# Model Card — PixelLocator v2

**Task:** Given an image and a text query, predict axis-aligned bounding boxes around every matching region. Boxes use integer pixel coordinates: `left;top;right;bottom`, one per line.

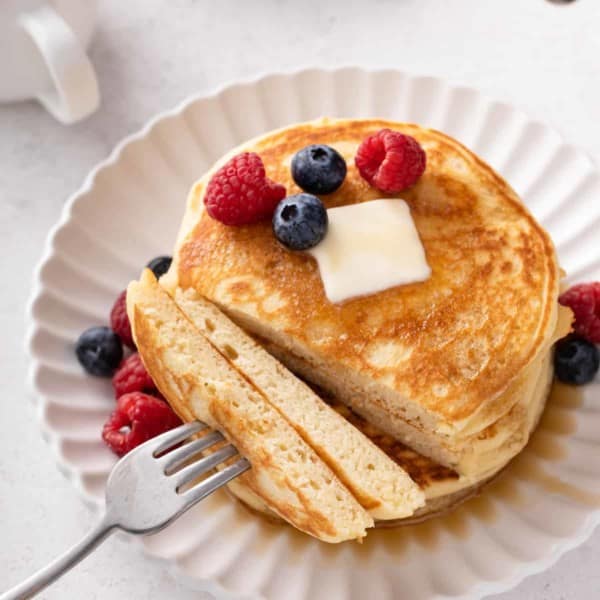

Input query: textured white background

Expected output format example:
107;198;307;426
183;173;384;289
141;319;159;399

2;0;600;598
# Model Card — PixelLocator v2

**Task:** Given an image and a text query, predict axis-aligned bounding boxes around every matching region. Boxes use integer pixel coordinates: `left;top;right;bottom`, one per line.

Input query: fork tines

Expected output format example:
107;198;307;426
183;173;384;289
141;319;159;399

152;421;250;501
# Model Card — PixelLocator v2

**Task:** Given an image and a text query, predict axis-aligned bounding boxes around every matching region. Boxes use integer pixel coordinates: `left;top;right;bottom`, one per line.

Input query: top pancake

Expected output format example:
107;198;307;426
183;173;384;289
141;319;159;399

165;118;560;431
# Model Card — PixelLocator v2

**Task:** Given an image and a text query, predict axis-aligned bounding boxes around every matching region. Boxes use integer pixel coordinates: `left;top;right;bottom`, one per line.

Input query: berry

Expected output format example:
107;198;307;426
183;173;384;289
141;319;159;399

554;334;599;385
75;326;123;377
102;392;182;456
291;144;347;195
147;255;172;279
355;129;426;193
112;353;157;398
205;152;286;226
272;193;328;251
110;290;135;349
559;282;600;344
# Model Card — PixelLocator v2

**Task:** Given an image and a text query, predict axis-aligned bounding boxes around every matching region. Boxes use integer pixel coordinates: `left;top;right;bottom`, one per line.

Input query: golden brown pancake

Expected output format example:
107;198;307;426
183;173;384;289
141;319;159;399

128;270;374;543
172;286;425;520
162;118;565;479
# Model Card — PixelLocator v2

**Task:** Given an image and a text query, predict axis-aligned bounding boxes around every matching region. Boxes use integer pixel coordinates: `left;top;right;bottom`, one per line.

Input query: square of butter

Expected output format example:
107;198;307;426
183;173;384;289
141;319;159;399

307;199;431;303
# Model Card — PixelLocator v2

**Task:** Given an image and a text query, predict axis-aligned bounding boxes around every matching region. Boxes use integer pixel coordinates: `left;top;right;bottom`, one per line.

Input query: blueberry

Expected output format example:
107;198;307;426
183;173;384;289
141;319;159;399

147;255;172;279
272;193;328;251
291;144;347;195
554;334;599;385
75;326;123;377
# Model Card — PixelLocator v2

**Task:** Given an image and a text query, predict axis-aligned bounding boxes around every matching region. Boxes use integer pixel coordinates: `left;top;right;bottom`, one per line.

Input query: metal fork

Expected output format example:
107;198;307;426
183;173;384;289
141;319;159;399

1;421;250;600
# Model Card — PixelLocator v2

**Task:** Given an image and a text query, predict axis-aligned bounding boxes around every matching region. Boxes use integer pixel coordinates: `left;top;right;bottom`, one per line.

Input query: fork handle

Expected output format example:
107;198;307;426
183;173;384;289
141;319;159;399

1;514;115;600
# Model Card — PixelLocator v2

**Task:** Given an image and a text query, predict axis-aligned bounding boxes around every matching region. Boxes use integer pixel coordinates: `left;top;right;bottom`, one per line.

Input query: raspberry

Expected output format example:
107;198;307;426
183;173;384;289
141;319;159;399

102;392;182;456
355;129;426;193
110;290;135;349
559;282;600;344
112;353;157;398
204;152;286;226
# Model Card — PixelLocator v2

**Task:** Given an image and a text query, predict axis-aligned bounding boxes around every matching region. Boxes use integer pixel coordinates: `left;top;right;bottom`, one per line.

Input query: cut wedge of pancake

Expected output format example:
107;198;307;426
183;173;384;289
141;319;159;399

173;287;425;520
127;269;373;542
163;117;564;478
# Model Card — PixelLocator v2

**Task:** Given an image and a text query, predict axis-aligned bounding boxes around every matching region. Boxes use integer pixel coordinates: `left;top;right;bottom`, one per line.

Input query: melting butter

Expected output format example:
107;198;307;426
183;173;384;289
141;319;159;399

308;199;431;303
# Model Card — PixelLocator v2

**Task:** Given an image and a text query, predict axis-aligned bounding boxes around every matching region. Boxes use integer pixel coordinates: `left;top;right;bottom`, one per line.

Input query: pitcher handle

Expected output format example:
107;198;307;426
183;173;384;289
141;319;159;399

18;4;100;123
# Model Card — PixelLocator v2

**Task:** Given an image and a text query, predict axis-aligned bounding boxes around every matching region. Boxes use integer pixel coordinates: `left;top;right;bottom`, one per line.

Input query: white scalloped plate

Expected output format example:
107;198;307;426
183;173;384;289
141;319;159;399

27;68;600;600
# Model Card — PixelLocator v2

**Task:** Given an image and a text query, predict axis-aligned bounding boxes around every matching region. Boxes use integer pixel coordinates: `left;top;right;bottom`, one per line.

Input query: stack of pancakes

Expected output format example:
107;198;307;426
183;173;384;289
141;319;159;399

131;118;571;542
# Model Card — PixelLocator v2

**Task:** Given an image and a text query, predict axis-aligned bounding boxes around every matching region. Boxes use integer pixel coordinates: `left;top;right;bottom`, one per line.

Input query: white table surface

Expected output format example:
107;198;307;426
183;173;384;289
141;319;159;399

1;0;599;598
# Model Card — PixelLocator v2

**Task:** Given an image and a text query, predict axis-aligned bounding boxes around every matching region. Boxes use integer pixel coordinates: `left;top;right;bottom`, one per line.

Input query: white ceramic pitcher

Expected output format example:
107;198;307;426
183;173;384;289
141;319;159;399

0;0;100;123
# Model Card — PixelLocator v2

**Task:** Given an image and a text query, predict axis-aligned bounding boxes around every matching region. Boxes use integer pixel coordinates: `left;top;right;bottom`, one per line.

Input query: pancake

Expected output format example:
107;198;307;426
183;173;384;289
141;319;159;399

173;287;425;520
127;269;373;543
257;302;570;482
162;118;564;478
